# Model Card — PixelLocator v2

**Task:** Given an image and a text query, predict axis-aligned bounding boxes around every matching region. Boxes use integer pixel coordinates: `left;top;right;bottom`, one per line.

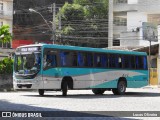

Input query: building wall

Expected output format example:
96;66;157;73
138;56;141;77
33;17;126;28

0;0;13;48
128;0;138;4
113;0;160;47
0;0;13;32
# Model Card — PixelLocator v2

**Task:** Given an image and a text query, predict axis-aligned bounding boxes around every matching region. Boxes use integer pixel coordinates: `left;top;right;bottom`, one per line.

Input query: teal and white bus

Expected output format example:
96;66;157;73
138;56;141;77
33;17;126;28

13;44;148;96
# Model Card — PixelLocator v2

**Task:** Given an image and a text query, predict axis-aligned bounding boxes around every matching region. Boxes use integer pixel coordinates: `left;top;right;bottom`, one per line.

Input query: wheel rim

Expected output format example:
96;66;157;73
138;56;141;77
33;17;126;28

119;82;126;93
120;84;125;92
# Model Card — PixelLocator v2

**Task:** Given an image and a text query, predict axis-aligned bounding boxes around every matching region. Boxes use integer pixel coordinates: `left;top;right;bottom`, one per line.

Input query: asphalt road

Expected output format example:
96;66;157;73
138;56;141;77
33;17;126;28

0;87;160;119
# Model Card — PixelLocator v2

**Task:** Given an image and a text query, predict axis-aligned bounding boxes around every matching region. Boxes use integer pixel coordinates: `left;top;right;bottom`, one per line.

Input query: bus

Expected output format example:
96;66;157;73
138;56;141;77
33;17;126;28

13;44;148;96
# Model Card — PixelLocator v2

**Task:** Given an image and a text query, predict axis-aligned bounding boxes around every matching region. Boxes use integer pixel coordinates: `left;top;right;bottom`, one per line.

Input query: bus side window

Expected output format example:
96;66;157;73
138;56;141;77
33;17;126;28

136;56;144;69
94;54;100;67
118;56;122;68
72;52;77;67
101;54;108;68
87;53;93;67
60;52;65;66
44;51;57;68
130;56;135;69
78;52;88;67
60;51;71;67
78;52;84;67
109;54;116;68
143;56;147;69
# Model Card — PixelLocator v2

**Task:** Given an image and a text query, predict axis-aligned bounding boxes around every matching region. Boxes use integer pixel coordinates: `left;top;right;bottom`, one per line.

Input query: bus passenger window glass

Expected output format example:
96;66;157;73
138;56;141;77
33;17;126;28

44;51;57;68
118;56;122;68
109;54;116;68
123;56;130;69
94;54;101;67
77;52;87;67
101;54;108;68
143;56;147;69
72;52;77;67
60;51;71;67
135;56;144;69
87;53;93;67
130;56;135;69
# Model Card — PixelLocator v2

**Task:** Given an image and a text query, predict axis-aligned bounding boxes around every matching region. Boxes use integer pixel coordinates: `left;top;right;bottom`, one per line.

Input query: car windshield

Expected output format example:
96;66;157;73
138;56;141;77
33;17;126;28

14;52;41;74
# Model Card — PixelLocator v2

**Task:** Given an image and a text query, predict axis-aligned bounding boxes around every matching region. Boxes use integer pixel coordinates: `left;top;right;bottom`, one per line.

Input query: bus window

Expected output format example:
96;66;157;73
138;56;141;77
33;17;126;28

94;54;101;67
118;56;122;68
123;55;130;69
130;56;135;69
77;52;87;67
143;56;147;69
72;52;77;67
101;54;108;68
87;53;93;67
135;56;144;69
109;54;117;68
44;50;57;69
60;51;71;67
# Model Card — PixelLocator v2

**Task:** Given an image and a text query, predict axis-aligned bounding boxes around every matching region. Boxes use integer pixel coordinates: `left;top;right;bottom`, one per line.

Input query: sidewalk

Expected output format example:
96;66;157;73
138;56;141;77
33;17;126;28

143;85;160;89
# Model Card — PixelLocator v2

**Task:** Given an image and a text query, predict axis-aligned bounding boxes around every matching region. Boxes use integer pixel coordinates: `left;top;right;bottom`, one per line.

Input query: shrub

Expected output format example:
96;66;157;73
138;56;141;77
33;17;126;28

0;57;13;74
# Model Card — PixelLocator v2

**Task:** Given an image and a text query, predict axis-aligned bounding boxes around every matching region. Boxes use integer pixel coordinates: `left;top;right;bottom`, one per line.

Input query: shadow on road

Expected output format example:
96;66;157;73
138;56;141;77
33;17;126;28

0;100;137;120
22;91;160;99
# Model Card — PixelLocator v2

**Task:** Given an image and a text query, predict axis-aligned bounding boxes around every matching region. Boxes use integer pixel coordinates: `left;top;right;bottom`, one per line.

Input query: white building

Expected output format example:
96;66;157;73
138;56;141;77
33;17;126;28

0;0;13;48
109;0;160;48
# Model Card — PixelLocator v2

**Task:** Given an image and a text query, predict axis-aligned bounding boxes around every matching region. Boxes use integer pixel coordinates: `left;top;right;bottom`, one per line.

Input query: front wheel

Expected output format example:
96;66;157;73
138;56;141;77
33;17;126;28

38;89;44;96
62;81;68;96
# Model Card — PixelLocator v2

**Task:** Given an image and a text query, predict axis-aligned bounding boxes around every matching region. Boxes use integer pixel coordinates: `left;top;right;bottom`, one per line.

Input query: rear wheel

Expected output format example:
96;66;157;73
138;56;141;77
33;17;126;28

92;88;105;95
38;89;44;96
112;80;126;95
62;81;68;96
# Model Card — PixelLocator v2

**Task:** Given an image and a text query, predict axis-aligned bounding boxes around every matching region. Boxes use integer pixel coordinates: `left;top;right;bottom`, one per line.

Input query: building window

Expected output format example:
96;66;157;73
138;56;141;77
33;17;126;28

0;22;3;27
0;3;3;10
114;0;128;4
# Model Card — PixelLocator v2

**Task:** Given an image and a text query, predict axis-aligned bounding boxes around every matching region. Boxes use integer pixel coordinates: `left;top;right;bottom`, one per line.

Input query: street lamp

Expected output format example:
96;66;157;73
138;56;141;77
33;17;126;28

29;8;55;44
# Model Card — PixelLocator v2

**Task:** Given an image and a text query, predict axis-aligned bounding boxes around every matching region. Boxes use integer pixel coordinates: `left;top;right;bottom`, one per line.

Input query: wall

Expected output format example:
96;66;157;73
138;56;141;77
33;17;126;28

128;0;138;4
0;74;13;91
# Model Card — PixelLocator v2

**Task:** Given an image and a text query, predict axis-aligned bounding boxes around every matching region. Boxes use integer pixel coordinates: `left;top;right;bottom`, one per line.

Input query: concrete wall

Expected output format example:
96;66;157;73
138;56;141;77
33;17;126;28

0;74;13;91
128;0;138;4
0;0;13;33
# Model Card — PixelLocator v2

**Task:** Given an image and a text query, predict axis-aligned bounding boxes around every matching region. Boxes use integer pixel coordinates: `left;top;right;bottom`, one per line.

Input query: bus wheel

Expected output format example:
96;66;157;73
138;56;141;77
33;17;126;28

92;88;105;95
112;80;126;95
62;81;68;96
38;89;44;96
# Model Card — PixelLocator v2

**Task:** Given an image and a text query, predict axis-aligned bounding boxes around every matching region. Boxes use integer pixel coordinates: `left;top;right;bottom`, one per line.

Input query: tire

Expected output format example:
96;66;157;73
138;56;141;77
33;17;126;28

62;81;68;96
92;88;105;95
38;89;44;96
112;88;118;95
112;80;126;95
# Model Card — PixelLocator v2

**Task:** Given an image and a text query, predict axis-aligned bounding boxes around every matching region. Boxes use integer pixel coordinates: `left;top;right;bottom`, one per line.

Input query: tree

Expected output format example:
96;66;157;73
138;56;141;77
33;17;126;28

0;25;12;43
57;0;109;47
74;0;108;19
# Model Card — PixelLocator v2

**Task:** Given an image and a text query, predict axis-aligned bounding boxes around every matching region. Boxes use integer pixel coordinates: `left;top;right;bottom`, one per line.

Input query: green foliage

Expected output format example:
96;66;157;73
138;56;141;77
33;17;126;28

0;25;12;43
57;0;109;47
0;58;13;74
74;0;108;19
60;2;85;21
62;26;75;35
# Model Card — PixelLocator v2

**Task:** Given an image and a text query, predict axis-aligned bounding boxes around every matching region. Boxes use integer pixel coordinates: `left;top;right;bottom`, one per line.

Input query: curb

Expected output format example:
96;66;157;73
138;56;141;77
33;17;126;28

0;88;14;92
143;85;159;89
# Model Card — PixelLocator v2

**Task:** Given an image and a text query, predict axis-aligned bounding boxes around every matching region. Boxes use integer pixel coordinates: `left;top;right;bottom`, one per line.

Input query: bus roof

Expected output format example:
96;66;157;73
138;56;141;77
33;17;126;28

17;44;147;56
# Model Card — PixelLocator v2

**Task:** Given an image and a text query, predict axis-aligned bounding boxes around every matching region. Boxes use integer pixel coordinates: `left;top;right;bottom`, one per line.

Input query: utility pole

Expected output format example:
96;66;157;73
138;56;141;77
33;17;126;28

52;3;56;44
58;8;62;44
108;0;113;47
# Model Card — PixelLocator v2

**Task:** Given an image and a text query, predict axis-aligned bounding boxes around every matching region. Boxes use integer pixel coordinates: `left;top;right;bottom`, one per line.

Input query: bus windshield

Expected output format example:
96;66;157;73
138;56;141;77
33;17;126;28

14;52;41;75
